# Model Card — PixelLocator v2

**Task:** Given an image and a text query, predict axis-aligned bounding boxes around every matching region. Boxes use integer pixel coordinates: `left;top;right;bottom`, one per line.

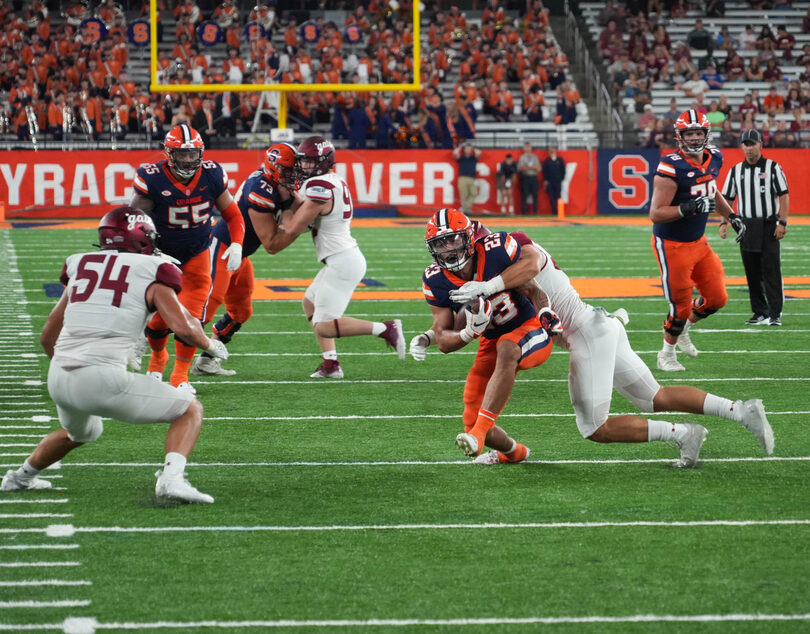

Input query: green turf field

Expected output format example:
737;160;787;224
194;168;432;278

1;220;809;633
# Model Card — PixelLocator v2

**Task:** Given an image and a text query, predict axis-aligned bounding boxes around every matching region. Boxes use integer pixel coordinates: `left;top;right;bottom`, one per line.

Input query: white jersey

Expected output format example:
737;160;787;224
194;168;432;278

532;242;589;335
301;171;358;262
53;251;182;369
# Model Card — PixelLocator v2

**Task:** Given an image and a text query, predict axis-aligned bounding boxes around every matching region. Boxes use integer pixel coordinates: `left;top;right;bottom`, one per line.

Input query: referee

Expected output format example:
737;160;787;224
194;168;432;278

720;129;789;326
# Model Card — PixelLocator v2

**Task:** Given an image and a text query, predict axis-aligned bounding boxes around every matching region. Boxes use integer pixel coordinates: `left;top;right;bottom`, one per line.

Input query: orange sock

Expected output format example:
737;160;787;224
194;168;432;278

497;443;528;463
470;408;498;450
170;342;195;387
148;348;170;374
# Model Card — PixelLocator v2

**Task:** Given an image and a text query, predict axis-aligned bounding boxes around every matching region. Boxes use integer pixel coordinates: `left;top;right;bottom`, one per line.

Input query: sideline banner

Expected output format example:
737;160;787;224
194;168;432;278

598;148;809;215
0;149;594;218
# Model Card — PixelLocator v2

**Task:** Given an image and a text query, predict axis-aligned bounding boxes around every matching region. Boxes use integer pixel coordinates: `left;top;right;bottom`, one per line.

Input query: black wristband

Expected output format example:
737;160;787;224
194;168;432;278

778;219;787;227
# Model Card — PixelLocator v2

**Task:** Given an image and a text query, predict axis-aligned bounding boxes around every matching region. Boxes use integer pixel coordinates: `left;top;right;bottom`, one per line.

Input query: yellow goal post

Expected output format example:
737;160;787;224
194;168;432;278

148;0;421;128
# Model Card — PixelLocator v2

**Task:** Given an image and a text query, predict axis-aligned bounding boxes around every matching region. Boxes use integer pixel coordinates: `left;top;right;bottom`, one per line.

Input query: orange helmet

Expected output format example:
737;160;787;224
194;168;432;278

425;208;475;272
164;123;204;179
263;142;297;190
674;109;711;154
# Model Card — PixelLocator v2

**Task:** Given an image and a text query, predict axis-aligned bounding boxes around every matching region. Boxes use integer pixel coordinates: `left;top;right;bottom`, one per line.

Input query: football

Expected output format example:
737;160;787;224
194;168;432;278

454;300;478;330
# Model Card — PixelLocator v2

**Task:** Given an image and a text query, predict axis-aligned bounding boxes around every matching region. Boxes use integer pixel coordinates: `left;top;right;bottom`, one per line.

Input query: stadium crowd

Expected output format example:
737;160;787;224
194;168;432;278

591;0;810;147
1;0;581;149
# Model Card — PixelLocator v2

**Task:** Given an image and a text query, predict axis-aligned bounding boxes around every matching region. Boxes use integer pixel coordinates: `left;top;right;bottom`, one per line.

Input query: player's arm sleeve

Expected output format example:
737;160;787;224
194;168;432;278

217;193;246;246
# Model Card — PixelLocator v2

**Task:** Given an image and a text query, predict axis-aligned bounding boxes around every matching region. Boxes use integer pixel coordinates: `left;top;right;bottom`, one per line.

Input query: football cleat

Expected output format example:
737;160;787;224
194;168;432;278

673;423;708;468
155;470;213;504
737;399;775;454
769;317;781;327
381;319;406;360
310;359;343;379
472;445;531;464
191;355;236;376
2;469;53;491
677;332;698;358
455;432;481;457
745;314;770;326
657;350;685;372
147;371;163;382
175;382;197;395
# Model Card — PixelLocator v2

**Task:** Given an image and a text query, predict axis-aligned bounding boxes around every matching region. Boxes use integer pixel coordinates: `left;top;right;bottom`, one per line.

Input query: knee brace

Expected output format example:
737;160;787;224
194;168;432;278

145;326;171;340
692;296;720;319
664;316;687;337
213;313;242;344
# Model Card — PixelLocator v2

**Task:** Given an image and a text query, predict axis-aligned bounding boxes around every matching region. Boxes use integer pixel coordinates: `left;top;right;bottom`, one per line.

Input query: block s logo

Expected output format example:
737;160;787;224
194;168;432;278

608;155;650;209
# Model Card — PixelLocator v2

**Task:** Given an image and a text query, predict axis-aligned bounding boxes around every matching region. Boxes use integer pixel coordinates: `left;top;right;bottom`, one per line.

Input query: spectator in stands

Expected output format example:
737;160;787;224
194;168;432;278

639;103;657;129
706;101;726;130
740;24;757;51
452;94;478;141
718;119;739;148
701;63;724;90
763;59;784;83
191;97;217;148
633;77;652;113
677;71;710;99
763;85;786;114
717;26;738;51
706;0;725;17
796;44;810;66
518;142;541;215
804;8;810;34
724;55;745;82
772;119;797;147
645;118;667;149
757;26;776;50
453;142;481;215
497;153;518;215
776;25;796;59
745;57;764;82
597;0;617;27
663;98;680;125
525;84;546;122
717;95;732;121
687;20;714;53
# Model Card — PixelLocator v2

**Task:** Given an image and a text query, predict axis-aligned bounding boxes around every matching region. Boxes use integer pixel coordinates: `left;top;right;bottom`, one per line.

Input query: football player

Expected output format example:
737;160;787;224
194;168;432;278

192;142;299;376
1;207;228;503
421;208;560;464
422;223;775;468
130;124;245;393
265;135;406;378
649;109;745;371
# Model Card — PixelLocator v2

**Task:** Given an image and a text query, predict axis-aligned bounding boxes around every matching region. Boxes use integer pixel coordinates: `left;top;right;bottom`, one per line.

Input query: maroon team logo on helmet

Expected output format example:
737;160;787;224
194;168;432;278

425;208;475;272
674;109;711;155
164;124;204;180
263;142;298;190
98;206;159;255
296;135;335;180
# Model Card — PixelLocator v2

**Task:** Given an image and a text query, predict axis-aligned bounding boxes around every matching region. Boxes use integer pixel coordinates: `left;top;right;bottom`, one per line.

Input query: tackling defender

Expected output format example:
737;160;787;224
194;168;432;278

1;208;228;503
650;109;745;372
418;222;775;467
421;208;559;464
130;124;245;392
266;135;406;378
192;142;299;376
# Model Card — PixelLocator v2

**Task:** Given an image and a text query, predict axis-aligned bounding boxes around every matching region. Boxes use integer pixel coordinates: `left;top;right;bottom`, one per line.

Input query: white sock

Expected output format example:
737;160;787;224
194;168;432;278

703;393;741;421
323;349;338;361
662;340;677;354
371;322;385;336
683;319;694;332
162;452;187;479
647;419;679;442
20;458;41;478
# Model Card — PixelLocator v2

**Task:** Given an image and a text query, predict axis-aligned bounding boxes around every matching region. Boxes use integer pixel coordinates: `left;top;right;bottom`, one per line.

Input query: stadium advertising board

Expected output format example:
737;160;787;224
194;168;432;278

0;149;805;218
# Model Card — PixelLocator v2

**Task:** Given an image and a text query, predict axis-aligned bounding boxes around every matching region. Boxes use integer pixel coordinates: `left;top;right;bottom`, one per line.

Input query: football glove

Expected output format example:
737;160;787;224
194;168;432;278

205;338;229;361
679;196;715;217
538;307;563;336
221;242;243;272
409;334;428;361
449;276;505;304
460;297;493;343
728;212;746;243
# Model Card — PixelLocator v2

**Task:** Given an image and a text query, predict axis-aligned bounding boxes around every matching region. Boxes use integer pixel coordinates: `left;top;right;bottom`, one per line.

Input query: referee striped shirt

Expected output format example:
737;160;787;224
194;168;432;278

721;157;789;218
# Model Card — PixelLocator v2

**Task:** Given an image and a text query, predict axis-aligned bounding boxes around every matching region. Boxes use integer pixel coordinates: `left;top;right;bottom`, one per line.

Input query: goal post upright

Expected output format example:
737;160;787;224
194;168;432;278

149;0;421;129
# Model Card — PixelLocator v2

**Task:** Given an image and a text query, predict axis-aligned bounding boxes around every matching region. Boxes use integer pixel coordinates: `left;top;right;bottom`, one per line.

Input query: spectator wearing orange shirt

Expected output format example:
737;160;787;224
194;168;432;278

223;47;246;84
109;93;129;140
47;91;66;140
763;86;785;114
489;81;514;122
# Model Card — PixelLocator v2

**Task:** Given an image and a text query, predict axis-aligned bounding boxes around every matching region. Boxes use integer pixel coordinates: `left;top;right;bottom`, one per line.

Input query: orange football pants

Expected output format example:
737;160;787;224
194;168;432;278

651;234;727;321
203;246;254;326
462;315;553;430
148;249;211;331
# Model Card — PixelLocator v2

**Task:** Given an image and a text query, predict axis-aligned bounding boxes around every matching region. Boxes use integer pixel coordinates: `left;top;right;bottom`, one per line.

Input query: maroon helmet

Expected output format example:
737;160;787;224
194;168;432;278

98;206;158;255
296;135;335;179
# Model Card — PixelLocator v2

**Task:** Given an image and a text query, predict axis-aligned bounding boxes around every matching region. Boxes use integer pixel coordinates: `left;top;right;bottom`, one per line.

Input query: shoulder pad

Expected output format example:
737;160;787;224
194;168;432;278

666;153;681;162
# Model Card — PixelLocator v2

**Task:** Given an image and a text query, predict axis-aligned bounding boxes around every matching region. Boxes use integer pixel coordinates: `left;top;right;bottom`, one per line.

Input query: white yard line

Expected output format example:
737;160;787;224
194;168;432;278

0;600;90;608
0;562;81;567
0;579;89;586
0;544;79;550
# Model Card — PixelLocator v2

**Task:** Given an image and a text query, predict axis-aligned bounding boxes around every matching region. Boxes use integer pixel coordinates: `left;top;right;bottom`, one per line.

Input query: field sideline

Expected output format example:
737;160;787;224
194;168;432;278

1;218;809;633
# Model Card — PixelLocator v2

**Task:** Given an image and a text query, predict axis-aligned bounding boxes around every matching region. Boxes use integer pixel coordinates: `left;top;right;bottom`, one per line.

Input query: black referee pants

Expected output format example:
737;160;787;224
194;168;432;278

741;240;783;320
